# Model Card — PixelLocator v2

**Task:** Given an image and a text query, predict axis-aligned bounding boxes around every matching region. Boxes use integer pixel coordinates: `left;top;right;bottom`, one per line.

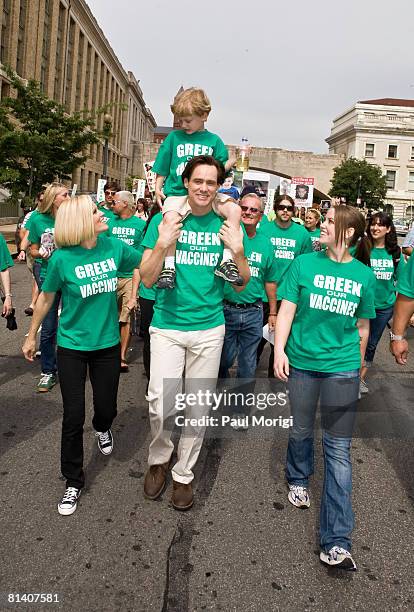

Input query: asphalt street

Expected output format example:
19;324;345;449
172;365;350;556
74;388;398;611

1;262;414;612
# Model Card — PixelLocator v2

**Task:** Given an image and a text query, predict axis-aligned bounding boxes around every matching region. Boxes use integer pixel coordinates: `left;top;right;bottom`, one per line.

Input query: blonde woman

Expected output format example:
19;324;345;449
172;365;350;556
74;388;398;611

23;196;141;516
304;208;322;251
28;182;69;391
274;205;376;571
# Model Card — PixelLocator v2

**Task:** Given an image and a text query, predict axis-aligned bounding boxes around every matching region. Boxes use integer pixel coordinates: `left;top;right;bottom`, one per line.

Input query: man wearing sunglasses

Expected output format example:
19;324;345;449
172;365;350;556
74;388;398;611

219;193;279;428
258;194;312;376
98;181;120;224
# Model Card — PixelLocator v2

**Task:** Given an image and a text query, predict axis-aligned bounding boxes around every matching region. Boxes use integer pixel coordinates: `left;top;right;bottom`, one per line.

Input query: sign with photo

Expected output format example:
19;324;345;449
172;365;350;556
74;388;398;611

279;178;291;196
143;161;156;193
290;177;314;208
132;178;146;199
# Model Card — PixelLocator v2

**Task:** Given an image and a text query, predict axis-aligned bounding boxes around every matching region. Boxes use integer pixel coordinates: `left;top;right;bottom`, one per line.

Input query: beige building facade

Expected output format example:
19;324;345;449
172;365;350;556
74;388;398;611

326;98;414;218
0;0;156;194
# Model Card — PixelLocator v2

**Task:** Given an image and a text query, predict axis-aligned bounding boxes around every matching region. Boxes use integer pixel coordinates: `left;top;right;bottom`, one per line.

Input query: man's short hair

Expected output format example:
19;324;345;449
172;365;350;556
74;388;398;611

116;191;135;211
240;192;264;212
104;181;120;192
171;87;211;117
181;155;225;185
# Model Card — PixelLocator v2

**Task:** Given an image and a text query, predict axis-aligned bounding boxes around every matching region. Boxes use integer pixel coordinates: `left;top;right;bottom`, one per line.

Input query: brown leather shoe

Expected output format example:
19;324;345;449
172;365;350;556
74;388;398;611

143;463;169;500
171;481;193;510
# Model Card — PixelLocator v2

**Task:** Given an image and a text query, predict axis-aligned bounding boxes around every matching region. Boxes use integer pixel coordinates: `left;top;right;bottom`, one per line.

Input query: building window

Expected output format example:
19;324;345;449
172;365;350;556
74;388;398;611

75;31;84;111
387;114;397;121
365;143;375;158
16;0;27;75
1;0;11;64
410;146;414;161
386;170;396;190
84;43;92;108
408;172;414;191
387;144;398;159
40;0;52;92
54;3;66;101
64;18;76;110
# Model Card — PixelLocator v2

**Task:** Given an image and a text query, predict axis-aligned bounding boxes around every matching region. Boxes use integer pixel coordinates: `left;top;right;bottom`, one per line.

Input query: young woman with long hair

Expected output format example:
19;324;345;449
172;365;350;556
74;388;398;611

274;205;376;571
359;212;404;393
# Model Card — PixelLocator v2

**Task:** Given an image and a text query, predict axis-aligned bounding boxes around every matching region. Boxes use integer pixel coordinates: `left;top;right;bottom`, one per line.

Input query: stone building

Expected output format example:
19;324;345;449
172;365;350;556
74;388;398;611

0;0;156;195
326;98;414;217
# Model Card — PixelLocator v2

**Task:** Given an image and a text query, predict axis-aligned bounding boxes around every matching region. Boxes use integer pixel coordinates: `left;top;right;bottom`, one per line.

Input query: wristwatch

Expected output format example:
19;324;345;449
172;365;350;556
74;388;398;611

389;331;406;341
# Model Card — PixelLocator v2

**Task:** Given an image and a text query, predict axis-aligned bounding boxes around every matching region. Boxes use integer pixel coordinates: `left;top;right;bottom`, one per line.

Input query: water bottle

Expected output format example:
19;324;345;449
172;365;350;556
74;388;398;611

236;137;250;172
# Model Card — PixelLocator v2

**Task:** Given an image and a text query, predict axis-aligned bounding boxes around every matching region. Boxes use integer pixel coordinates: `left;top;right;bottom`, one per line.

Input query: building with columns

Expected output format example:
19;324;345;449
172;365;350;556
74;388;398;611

0;0;156;194
326;98;414;218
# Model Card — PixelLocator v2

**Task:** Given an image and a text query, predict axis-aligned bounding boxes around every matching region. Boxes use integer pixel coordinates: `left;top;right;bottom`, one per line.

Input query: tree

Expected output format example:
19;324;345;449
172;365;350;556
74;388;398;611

329;157;387;209
0;67;107;203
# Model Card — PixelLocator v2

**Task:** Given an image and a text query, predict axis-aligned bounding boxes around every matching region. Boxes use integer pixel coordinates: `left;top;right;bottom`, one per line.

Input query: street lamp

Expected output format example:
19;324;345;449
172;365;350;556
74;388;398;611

102;114;112;180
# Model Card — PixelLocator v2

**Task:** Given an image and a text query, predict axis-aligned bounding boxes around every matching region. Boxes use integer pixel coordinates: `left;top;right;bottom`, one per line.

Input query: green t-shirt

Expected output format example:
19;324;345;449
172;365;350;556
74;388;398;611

224;232;278;304
259;220;313;283
307;228;323;251
397;252;414;298
152;130;229;197
24;210;42;263
99;205;116;224
41;234;140;351
107;214;146;278
278;251;376;372
0;233;13;271
28;212;55;279
141;211;231;330
369;247;405;309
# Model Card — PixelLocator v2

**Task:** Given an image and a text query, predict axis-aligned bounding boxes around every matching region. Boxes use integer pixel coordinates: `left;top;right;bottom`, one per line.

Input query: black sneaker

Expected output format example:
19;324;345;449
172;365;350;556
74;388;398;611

58;487;81;516
214;260;243;285
95;429;113;455
156;268;176;289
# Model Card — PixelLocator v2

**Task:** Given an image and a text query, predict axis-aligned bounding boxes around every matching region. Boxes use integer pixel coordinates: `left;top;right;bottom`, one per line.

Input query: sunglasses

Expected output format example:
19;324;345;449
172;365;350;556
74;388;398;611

105;190;116;196
370;222;386;227
276;205;294;212
240;205;261;214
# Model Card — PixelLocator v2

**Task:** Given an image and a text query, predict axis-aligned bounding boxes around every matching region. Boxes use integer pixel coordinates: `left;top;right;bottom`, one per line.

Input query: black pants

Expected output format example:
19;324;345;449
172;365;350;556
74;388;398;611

57;344;121;489
139;297;155;381
256;301;281;378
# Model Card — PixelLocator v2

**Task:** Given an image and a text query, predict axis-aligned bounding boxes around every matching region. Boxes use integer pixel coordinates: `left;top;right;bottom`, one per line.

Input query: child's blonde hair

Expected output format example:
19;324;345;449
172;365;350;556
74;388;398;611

170;87;211;117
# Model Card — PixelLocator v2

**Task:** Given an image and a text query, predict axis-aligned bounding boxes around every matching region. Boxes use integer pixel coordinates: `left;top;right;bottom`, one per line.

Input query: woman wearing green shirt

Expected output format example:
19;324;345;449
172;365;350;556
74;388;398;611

28;182;69;392
274;205;376;571
23;196;140;516
360;213;404;394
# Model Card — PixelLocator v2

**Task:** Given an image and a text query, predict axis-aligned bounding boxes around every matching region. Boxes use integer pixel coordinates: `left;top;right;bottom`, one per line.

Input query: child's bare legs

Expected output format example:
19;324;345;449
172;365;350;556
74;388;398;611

156;211;181;289
214;200;243;285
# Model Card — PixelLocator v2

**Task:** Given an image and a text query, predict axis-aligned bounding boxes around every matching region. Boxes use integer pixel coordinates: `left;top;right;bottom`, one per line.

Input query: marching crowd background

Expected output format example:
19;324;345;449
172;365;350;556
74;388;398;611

1;87;414;574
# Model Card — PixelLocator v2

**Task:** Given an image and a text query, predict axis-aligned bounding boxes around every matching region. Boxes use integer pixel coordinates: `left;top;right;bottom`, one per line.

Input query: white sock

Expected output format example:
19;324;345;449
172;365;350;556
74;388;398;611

165;256;175;270
222;248;232;263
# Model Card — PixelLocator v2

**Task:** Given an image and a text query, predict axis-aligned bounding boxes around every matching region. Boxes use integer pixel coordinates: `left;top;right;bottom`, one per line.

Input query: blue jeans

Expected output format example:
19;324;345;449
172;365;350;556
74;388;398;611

34;264;60;375
219;302;263;414
286;366;359;552
365;305;394;365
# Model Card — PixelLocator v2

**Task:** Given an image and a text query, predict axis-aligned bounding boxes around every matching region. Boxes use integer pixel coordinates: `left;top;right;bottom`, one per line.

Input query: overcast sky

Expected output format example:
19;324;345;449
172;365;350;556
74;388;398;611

87;0;414;154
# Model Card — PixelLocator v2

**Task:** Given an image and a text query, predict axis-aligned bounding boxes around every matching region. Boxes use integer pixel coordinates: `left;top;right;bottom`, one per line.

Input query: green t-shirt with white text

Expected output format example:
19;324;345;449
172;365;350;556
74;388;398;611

224;232;278;304
369;247;405;309
141;211;232;330
152;130;229;197
259;220;313;283
28;212;55;279
42;235;140;351
107;214;146;278
278;251;376;372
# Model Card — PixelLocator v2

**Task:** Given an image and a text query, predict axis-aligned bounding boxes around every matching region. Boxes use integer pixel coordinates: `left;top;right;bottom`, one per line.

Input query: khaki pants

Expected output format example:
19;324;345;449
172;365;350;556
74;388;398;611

147;324;225;484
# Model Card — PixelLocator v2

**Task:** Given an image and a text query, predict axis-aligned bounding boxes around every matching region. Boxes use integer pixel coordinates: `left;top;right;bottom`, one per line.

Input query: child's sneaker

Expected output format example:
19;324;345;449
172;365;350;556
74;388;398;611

320;546;357;571
156;268;176;289
214;260;243;285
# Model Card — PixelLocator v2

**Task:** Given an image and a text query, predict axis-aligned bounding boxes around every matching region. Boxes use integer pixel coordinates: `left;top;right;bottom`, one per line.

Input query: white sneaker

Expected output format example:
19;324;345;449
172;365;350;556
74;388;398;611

320;546;357;571
58;487;81;516
95;429;113;455
359;379;369;394
288;484;310;508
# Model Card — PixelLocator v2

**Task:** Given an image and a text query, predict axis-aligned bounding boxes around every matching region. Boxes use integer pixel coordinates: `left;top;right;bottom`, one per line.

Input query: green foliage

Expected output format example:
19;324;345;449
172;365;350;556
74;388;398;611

0;67;106;201
329;157;387;208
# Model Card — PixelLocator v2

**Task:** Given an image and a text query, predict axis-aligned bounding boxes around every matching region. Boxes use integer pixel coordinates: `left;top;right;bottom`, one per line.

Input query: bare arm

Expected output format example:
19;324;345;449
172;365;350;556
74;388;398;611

402;247;413;257
273;300;297;381
0;269;12;316
22;292;56;361
264;281;277;330
218;221;250;291
140;219;182;288
126;267;140;311
390;293;414;365
356;318;370;367
155;175;166;207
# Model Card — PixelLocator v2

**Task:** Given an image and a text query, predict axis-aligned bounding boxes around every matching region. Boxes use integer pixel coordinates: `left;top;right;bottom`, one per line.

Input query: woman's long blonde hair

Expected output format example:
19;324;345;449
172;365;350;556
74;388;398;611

37;182;67;214
54;195;95;247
